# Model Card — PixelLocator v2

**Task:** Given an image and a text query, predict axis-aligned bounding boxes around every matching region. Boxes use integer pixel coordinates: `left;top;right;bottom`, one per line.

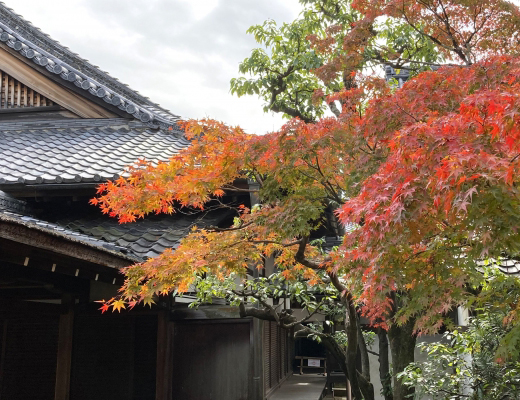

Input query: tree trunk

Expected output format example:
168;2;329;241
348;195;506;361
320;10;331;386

358;324;371;381
344;295;374;400
378;328;393;400
387;318;416;400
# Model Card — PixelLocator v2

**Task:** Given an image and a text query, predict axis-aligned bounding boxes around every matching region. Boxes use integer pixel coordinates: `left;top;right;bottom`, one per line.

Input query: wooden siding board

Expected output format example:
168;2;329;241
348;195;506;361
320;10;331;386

263;321;270;391
263;321;291;396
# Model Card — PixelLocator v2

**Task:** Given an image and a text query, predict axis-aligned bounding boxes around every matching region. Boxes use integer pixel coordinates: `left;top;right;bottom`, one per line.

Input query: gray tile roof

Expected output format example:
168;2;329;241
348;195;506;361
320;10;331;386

57;210;233;260
0;2;180;129
479;258;520;276
0;190;30;213
0;118;190;186
2;207;233;261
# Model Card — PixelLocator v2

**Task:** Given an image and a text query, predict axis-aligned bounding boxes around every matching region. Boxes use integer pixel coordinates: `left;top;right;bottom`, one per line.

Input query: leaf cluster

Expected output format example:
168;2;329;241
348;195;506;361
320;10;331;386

399;306;520;399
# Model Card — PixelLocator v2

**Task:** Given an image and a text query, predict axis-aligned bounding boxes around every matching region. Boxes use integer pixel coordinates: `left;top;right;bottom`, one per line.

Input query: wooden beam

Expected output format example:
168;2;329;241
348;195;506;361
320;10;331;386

54;294;74;400
251;318;264;400
16;79;21;107
0;47;116;118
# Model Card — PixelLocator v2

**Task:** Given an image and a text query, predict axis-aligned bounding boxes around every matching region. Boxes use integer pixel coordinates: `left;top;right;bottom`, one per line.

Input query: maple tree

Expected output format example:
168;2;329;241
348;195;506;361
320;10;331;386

94;1;520;399
399;273;520;399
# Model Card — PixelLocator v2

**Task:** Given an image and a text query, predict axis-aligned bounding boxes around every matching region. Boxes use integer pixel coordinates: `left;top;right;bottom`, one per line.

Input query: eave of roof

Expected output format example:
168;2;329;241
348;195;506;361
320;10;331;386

0;212;138;266
0;2;181;129
0;204;235;261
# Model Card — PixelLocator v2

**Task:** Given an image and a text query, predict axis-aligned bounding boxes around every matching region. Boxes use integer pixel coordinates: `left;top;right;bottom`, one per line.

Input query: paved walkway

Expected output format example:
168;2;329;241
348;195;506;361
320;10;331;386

269;374;327;400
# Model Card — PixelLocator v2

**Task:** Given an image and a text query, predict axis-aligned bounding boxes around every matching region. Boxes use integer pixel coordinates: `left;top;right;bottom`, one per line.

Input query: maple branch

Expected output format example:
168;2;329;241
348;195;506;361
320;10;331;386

381;56;457;69
436;0;470;64
297;157;345;203
464;6;487;47
293;237;347;296
207;221;253;232
236;290;328;329
283;303;327;328
394;101;420;123
313;156;345;203
294;236;325;270
328;100;342;118
400;4;462;60
253;172;265;187
221;184;260;193
249;239;302;247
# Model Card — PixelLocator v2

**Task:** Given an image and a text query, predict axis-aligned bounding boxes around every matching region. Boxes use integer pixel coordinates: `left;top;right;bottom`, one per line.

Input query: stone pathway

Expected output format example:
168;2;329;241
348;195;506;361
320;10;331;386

269;374;327;400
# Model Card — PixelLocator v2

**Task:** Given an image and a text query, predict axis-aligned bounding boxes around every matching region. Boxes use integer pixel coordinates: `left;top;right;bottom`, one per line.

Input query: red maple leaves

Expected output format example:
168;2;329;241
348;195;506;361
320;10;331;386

336;55;520;327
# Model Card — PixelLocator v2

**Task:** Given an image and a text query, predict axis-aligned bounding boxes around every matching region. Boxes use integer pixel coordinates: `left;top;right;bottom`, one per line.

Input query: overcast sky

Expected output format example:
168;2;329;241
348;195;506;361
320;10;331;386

5;1;520;134
3;0;302;134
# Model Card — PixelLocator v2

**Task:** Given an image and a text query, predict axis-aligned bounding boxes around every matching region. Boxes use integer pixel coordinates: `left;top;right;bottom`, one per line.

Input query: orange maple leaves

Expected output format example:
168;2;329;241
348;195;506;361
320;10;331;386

96;55;520;326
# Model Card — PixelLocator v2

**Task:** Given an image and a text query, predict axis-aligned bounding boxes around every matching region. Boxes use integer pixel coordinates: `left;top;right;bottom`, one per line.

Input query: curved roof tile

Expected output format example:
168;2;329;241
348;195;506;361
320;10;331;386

0;118;190;187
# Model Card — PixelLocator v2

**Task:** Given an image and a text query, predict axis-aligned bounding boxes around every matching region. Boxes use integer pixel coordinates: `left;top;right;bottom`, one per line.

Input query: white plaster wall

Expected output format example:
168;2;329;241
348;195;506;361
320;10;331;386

368;334;442;400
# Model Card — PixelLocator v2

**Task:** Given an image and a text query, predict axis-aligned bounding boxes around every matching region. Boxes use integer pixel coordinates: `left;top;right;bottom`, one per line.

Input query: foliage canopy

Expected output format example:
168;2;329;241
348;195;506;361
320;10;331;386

93;0;520;398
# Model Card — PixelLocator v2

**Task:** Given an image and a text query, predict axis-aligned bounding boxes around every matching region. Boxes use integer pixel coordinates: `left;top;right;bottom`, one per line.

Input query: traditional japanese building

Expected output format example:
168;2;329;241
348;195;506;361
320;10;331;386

0;3;291;399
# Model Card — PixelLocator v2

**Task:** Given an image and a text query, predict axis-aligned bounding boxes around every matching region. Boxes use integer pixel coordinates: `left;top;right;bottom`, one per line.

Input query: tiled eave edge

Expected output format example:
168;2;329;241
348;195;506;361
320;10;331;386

0;22;179;130
324;235;520;276
0;212;139;268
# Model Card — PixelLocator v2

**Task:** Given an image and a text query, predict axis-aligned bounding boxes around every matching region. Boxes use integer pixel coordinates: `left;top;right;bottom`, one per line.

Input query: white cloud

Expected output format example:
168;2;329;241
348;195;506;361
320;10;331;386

2;0;301;134
178;0;220;20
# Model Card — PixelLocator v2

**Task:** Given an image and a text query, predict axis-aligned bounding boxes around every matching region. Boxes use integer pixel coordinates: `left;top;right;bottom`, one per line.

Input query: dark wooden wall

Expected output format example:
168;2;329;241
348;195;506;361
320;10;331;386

0;302;60;400
70;314;157;400
263;321;290;395
171;320;252;400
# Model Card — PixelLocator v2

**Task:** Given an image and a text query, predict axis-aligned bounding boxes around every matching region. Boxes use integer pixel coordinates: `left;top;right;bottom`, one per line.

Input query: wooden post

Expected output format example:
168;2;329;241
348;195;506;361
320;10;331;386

251;318;264;400
0;321;8;396
54;294;74;400
156;310;173;400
